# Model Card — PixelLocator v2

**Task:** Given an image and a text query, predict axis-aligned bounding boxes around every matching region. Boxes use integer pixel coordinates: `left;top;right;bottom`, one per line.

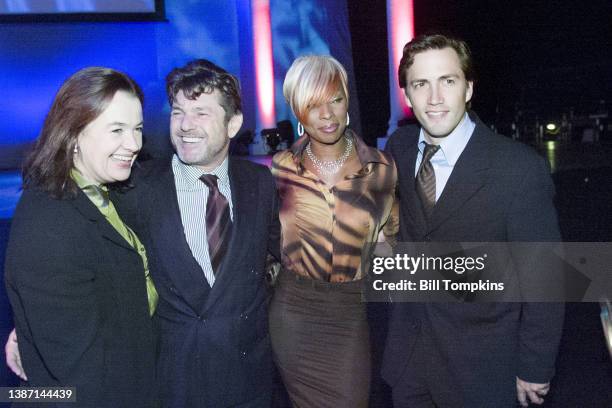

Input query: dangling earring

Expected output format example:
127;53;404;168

73;144;79;154
297;122;304;136
346;112;350;126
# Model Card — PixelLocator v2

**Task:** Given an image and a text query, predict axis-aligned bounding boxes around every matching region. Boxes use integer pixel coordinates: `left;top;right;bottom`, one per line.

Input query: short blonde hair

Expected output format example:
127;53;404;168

283;55;349;124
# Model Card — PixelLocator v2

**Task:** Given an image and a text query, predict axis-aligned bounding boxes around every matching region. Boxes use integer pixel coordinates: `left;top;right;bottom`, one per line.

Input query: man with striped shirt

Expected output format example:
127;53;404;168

131;59;281;407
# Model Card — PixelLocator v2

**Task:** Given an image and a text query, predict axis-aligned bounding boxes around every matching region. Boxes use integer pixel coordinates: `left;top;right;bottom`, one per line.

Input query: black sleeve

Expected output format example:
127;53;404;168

507;155;565;383
4;194;105;399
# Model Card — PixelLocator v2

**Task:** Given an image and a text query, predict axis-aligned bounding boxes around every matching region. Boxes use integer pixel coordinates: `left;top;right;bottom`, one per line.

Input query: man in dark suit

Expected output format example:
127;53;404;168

382;34;564;407
128;60;280;407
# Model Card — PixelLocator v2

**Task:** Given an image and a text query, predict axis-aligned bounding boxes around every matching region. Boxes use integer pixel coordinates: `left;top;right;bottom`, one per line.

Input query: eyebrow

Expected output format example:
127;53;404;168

107;121;143;127
410;74;460;84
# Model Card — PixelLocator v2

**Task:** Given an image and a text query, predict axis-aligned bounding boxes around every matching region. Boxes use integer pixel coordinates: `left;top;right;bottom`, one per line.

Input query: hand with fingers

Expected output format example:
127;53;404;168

516;377;550;407
5;328;27;381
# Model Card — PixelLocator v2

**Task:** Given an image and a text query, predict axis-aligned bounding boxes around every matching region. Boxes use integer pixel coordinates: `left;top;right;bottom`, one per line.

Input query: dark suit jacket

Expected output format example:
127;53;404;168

123;156;281;408
382;113;564;406
4;188;156;408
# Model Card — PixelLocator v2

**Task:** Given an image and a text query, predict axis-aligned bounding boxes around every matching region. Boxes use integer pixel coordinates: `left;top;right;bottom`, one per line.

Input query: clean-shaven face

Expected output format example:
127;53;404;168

404;47;473;144
170;89;242;171
303;88;348;146
74;90;143;185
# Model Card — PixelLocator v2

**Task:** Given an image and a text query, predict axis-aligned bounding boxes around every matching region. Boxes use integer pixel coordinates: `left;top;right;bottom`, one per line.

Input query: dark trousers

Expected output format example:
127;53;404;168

392;332;517;408
392;334;463;408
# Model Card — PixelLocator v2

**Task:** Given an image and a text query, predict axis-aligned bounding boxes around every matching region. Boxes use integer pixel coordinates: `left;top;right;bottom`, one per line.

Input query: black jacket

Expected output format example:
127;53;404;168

123;156;281;408
5;187;157;408
382;113;564;406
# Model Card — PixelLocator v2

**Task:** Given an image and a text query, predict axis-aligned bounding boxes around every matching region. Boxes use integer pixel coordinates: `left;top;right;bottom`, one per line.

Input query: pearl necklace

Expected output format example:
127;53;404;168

305;136;353;176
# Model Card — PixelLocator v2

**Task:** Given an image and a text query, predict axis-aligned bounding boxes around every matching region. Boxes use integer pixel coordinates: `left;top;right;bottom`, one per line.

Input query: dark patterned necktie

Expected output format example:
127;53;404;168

416;143;440;216
200;174;232;275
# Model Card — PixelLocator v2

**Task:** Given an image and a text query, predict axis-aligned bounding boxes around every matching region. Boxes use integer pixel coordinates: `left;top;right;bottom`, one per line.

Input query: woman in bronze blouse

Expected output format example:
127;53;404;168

269;55;397;407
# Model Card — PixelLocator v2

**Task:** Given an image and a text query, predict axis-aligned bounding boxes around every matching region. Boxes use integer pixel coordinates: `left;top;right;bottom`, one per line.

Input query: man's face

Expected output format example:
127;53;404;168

403;47;473;143
170;89;242;171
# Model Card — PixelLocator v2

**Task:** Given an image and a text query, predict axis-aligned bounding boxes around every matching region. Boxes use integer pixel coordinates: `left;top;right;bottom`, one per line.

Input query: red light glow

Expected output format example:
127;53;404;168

252;0;276;128
388;0;414;115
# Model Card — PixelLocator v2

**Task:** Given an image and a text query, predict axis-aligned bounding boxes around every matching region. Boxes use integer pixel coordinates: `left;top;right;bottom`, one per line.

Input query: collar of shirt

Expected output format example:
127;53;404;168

172;154;230;191
71;167;102;189
70;168;110;209
289;128;391;175
418;112;476;166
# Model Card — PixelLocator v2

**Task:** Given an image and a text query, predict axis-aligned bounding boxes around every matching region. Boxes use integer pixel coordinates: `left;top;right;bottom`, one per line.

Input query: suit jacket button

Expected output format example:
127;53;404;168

240;351;247;359
411;320;420;329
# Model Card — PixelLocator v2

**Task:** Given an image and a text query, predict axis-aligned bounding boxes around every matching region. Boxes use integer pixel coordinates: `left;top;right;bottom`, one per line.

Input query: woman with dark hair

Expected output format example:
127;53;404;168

269;55;398;407
4;67;158;407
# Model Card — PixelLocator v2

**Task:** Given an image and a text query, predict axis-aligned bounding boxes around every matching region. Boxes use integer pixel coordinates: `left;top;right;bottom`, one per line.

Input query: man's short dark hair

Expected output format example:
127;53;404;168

398;34;475;89
166;59;242;122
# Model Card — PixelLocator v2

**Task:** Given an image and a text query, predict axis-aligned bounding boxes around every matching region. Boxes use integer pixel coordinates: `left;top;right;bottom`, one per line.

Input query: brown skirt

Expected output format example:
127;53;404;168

269;271;371;408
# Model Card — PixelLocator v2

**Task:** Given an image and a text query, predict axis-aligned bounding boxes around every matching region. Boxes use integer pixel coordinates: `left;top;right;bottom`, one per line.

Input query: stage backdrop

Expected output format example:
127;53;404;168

0;0;359;168
0;0;360;389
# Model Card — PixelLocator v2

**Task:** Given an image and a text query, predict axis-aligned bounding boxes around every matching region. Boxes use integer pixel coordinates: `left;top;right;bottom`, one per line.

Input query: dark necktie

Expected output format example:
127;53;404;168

416;143;440;216
200;174;232;275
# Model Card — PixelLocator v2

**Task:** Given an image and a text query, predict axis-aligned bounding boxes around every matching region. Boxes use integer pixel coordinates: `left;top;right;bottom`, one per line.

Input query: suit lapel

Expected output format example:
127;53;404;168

428;124;490;234
71;190;134;251
393;131;428;238
203;158;257;313
145;160;211;314
403;142;429;236
71;191;139;311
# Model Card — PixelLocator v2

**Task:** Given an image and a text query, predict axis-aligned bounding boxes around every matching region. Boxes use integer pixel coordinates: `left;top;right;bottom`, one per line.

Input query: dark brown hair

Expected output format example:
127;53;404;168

23;67;144;198
165;59;242;122
398;34;475;89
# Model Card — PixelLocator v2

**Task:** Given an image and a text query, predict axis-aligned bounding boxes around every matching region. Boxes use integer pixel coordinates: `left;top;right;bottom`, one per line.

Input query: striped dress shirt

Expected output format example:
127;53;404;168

172;154;233;286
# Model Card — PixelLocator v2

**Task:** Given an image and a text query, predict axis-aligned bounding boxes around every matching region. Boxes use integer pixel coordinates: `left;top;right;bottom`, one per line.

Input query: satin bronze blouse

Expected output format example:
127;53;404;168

271;130;398;282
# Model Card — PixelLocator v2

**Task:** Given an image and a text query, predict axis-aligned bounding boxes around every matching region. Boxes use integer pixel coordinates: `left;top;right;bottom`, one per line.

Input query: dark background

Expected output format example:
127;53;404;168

349;0;612;142
1;1;610;406
348;1;612;406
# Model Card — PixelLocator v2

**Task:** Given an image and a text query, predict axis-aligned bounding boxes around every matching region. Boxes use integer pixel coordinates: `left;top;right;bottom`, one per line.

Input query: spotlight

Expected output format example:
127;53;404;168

261;127;281;155
545;122;560;136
